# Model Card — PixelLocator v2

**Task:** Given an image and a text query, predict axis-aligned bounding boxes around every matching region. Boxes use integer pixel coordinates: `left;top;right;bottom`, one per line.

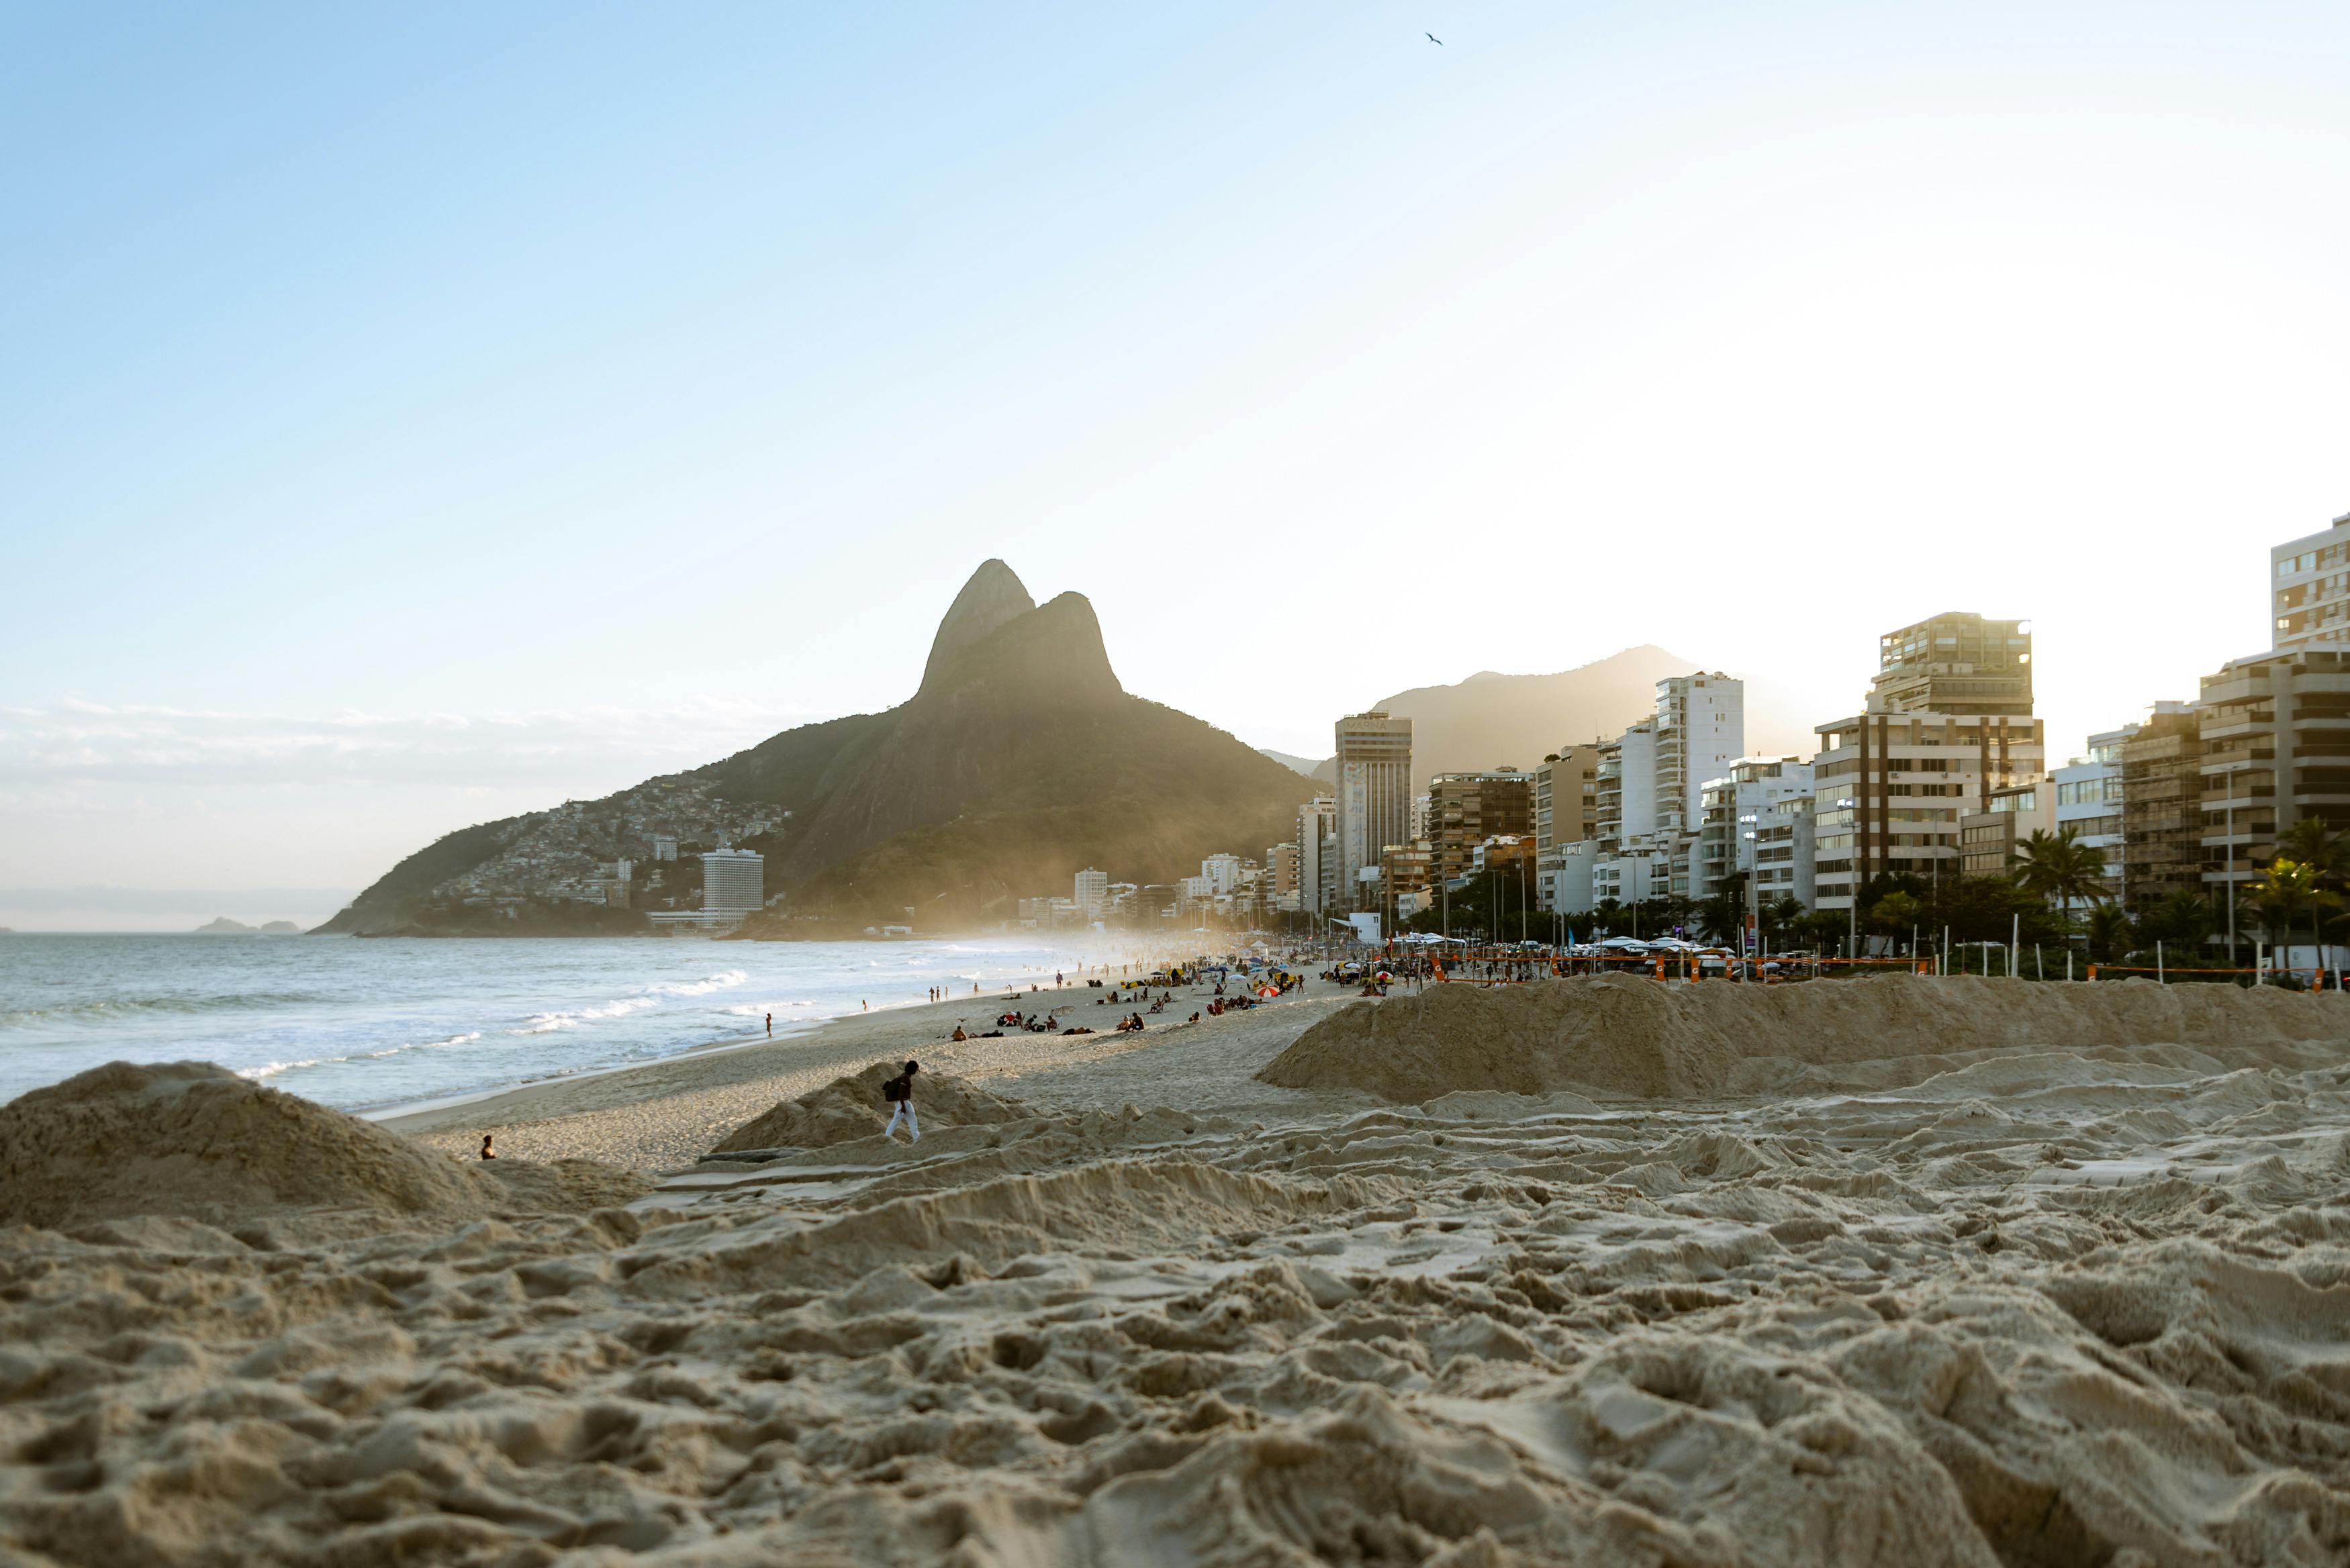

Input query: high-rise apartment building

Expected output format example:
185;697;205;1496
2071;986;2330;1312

1591;674;1744;853
2193;649;2350;918
1534;744;1602;854
1427;768;1535;885
1333;712;1413;912
1653;675;1745;836
1267;843;1300;908
2119;703;2202;906
1960;781;2057;878
1754;794;1815;909
1378;840;1436;925
1871;614;2035;715
1594;722;1657;849
701;848;765;916
1073;867;1109;922
2271;510;2350;656
1694;756;1813;902
1811;614;2044;912
2052;726;2130;910
1295;797;1337;916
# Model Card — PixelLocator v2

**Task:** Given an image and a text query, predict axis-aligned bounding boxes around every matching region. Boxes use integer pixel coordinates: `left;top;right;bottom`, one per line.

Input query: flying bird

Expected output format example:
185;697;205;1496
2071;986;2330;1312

1426;32;1443;44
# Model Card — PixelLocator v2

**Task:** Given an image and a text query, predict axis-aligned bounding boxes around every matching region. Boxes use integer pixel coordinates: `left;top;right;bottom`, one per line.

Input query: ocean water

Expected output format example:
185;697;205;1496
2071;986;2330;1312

0;934;1110;1112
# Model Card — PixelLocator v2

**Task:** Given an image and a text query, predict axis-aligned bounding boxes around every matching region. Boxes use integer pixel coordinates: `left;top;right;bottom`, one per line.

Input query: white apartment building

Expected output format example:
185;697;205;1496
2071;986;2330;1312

1544;840;1598;916
2052;727;2129;910
701;848;765;916
1073;867;1109;922
1202;853;1243;895
2271;509;2350;655
1694;756;1814;903
1754;793;1815;908
1592;847;1668;910
1654;675;1745;836
1595;722;1658;848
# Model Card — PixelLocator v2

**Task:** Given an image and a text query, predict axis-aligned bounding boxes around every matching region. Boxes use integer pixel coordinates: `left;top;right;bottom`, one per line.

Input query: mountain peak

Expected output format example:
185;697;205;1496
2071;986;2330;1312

926;589;1123;704
921;560;1035;695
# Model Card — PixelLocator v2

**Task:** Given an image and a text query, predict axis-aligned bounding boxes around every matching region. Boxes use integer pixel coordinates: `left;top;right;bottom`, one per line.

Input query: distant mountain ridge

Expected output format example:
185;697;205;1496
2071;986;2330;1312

323;562;1317;934
1256;748;1327;781
1303;648;1819;789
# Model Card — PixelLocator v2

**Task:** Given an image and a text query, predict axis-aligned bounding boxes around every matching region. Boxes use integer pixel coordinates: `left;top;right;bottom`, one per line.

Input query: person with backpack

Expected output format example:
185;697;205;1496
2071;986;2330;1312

881;1060;921;1141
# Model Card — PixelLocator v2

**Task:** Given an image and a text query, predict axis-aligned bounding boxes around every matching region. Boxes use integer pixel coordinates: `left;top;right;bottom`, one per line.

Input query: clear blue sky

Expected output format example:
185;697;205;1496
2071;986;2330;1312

5;1;2349;920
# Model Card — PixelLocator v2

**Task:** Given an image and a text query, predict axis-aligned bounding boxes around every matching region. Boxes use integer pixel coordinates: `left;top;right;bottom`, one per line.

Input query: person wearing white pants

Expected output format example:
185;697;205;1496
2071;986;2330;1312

881;1059;921;1142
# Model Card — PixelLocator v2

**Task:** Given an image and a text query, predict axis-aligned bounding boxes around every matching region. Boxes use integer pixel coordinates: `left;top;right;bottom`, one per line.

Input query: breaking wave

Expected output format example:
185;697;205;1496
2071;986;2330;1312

1;992;326;1028
238;1032;483;1083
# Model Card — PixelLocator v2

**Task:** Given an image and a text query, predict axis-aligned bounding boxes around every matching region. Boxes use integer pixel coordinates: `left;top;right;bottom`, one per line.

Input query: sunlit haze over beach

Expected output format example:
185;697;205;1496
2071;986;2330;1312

6;1;2349;918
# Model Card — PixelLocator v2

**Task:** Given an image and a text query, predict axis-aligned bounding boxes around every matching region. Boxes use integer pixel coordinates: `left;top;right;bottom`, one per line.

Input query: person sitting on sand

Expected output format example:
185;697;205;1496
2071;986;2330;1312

951;1024;967;1042
881;1060;921;1142
479;1134;496;1160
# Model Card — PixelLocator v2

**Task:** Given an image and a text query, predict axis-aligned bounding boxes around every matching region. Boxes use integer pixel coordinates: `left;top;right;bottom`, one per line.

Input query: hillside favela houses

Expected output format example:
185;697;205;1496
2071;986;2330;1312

320;513;2350;956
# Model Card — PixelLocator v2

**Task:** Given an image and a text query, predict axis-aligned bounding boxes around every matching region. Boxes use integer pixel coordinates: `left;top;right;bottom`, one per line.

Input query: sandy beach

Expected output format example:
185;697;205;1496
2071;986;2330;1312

381;972;1355;1170
7;971;2350;1566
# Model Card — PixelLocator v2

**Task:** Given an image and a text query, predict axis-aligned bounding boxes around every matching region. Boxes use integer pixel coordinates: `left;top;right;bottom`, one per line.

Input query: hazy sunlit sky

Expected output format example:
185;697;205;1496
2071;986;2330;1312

5;1;2348;924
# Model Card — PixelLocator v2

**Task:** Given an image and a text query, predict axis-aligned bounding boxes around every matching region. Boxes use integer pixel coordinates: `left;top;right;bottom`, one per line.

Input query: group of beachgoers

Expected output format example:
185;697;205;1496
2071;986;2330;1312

863;946;1354;1148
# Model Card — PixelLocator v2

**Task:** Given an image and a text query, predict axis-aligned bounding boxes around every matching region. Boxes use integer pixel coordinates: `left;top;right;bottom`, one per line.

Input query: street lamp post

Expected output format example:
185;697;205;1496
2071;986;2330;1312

2226;765;2237;965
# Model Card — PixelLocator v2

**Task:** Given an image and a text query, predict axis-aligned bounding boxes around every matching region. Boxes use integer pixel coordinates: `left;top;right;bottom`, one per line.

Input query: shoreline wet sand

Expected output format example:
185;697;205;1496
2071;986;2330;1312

382;968;1360;1169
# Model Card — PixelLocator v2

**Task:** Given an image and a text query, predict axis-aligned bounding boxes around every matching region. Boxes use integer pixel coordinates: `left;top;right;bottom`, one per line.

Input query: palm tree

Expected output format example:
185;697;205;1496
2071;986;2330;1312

2278;818;2350;881
2252;857;2342;983
2013;826;2107;917
1761;895;1805;948
2136;889;2217;950
2084;903;2133;967
1696;893;1745;946
1869;890;1922;952
2276;820;2350;963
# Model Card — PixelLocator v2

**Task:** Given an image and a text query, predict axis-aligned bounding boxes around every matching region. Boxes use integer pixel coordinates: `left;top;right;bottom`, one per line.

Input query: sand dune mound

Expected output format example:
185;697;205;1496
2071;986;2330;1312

13;1022;2350;1565
633;1158;1392;1294
0;1060;648;1232
710;1059;1029;1153
1259;974;2350;1101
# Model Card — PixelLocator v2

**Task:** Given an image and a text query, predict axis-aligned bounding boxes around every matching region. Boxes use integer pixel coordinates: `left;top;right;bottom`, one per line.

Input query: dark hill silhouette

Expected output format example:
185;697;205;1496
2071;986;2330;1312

322;562;1316;934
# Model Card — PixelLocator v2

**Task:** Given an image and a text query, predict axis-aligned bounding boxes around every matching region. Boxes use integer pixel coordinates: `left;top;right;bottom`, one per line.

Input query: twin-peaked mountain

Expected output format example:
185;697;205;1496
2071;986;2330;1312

322;562;1317;933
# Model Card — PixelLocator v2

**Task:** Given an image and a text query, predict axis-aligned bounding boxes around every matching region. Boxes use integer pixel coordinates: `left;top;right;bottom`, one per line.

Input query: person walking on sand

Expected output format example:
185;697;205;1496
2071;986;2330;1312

765;1012;772;1038
882;1059;921;1141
